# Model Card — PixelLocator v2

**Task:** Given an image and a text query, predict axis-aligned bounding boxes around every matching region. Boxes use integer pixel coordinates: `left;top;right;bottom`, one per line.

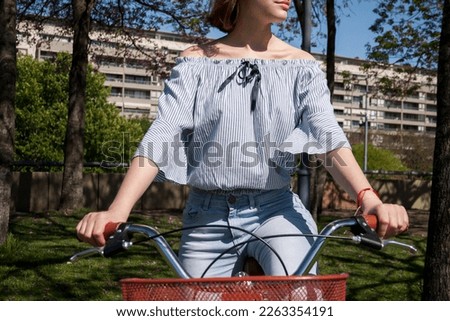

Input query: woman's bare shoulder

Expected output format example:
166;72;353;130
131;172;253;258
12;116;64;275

180;39;316;61
293;49;316;60
268;37;316;60
179;45;205;57
180;41;221;58
283;44;316;60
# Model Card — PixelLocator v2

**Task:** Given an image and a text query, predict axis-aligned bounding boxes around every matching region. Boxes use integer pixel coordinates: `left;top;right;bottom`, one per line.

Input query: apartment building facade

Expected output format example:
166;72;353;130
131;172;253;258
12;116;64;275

17;21;437;135
331;57;437;135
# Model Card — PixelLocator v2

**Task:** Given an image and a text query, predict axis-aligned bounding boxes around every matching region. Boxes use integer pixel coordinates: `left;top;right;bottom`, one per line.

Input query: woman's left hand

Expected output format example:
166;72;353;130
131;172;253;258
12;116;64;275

360;194;409;239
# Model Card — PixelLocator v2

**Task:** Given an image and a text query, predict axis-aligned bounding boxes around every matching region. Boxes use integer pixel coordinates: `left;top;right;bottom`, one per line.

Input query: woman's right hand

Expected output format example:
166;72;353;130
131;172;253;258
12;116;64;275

76;210;128;247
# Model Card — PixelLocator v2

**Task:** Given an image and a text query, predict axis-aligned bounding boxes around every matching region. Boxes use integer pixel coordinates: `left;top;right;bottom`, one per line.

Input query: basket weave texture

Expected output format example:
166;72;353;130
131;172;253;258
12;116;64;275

120;274;348;301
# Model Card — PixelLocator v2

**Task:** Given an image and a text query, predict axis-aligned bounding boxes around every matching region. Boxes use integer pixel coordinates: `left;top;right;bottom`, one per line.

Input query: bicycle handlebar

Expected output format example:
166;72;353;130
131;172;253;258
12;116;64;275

363;214;378;230
102;214;378;242
104;222;122;240
69;214;417;278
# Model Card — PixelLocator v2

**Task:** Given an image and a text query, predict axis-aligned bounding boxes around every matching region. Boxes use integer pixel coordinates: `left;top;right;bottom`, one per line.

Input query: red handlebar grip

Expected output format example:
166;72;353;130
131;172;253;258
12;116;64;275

363;214;378;230
103;222;121;239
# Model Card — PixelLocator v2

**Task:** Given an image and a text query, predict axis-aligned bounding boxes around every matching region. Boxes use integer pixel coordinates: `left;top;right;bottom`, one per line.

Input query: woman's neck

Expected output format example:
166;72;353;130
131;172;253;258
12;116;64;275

224;28;274;52
224;20;274;53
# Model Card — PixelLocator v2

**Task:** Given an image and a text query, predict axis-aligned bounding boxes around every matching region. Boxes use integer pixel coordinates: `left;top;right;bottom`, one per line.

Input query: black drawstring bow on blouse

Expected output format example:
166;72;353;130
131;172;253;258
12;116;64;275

218;61;261;112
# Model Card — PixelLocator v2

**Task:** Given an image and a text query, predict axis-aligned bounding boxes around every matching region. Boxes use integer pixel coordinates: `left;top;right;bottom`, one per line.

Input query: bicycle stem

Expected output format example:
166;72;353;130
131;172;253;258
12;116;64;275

294;217;361;275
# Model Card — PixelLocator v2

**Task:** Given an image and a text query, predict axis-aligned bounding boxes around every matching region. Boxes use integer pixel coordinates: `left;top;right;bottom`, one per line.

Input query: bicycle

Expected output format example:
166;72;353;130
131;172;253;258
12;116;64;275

69;214;417;301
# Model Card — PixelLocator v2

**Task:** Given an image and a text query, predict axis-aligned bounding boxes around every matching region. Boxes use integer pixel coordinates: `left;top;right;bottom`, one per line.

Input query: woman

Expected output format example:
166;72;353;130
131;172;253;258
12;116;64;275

76;0;409;277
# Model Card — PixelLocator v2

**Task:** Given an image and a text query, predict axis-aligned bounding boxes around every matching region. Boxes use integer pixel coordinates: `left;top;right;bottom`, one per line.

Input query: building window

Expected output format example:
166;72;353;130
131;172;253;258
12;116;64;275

403;113;419;122
125;59;146;69
406;91;420;100
426;104;437;112
332;94;345;103
334;82;345;91
404;125;418;131
403;102;419;110
426;93;437;101
110;87;122;97
123;108;149;115
125;89;150;99
385;100;402;109
105;74;123;82
427;116;437;124
125;74;151;85
353;84;367;93
41;34;72;43
385;111;400;120
99;56;123;67
39;50;57;60
384;123;401;131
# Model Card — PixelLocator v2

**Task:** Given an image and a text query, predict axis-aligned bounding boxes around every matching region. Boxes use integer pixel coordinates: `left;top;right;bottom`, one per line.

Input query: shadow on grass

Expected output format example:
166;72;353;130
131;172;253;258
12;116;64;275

1;211;181;300
319;234;425;300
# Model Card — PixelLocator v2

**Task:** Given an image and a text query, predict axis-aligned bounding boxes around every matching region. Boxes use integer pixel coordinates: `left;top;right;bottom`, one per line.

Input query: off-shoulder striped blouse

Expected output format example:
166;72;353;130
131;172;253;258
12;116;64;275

134;57;350;191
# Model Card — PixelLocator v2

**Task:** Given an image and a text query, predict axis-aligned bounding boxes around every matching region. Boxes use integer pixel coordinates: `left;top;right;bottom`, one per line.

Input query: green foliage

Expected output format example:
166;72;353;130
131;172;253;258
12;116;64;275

15;55;68;162
15;53;150;169
367;0;442;69
352;143;409;171
364;0;442;102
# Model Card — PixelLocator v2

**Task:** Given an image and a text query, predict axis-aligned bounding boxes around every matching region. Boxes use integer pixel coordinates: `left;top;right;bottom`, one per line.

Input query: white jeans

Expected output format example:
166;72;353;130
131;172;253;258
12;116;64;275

178;186;318;277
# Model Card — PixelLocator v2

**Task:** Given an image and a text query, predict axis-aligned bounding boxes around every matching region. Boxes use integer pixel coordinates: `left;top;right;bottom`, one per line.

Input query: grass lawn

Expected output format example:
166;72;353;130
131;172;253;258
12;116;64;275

0;210;425;301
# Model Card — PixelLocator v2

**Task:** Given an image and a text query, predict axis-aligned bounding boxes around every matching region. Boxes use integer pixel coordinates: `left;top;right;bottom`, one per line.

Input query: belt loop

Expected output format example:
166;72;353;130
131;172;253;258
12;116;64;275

249;194;256;209
202;193;212;211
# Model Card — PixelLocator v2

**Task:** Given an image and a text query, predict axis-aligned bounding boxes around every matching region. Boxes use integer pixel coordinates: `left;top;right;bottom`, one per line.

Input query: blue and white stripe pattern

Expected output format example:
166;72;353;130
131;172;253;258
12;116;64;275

135;57;350;190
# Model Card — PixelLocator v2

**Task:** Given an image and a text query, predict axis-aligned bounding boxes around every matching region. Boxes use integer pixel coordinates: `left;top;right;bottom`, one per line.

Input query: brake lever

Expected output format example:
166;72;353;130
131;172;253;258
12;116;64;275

350;216;383;250
68;247;104;263
351;216;417;253
382;239;417;254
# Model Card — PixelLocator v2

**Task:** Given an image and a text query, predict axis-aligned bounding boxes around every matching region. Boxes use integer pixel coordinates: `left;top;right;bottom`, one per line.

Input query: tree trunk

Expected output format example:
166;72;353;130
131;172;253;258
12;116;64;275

294;0;312;51
0;0;16;245
293;0;313;210
59;0;95;211
309;165;327;219
326;0;336;97
310;0;337;219
422;0;450;301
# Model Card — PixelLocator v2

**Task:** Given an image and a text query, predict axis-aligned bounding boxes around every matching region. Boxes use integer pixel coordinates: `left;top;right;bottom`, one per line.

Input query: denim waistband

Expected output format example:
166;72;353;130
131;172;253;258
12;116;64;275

191;187;265;195
188;185;292;210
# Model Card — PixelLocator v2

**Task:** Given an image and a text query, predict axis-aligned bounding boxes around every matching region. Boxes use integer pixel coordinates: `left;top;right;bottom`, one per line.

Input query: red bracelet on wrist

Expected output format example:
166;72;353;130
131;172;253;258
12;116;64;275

356;188;380;208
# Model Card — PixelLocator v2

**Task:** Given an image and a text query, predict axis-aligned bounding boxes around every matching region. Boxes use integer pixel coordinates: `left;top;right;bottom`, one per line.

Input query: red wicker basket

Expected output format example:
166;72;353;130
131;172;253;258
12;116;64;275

120;274;348;301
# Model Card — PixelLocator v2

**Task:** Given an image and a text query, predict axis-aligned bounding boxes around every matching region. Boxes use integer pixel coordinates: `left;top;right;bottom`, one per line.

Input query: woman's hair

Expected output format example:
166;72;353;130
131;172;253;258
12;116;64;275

207;0;239;33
